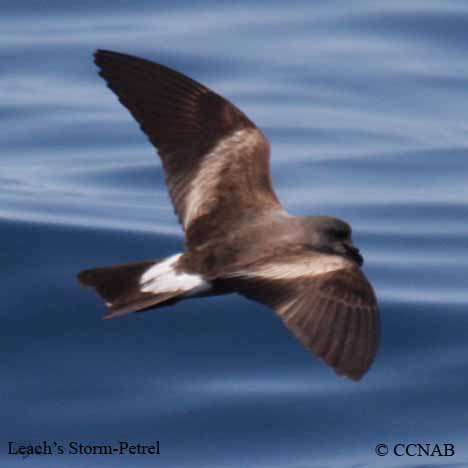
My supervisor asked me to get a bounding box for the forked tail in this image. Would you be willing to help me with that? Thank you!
[77,254,209,319]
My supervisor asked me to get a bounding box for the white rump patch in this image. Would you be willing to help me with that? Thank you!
[140,253,210,296]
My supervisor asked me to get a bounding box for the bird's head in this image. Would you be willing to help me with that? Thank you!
[304,216,363,266]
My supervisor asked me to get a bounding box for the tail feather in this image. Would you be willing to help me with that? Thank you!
[78,257,179,319]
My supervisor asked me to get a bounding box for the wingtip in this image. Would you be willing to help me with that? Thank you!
[333,365,365,382]
[94,49,139,64]
[347,372,364,382]
[93,49,109,66]
[93,49,120,67]
[94,48,111,57]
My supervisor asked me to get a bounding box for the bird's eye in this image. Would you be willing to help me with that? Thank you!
[332,228,350,240]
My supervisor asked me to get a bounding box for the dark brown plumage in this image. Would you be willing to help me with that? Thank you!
[94,50,280,249]
[218,248,378,380]
[78,50,380,381]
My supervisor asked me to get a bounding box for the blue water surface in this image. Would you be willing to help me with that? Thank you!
[2,1,468,467]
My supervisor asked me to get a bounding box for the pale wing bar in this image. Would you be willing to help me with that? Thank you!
[94,50,281,247]
[223,252,379,380]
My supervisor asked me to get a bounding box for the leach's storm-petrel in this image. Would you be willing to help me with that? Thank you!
[78,50,379,381]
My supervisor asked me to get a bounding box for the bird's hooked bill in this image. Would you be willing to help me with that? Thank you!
[344,243,363,266]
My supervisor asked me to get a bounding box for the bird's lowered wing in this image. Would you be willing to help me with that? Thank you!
[222,249,379,380]
[94,50,281,248]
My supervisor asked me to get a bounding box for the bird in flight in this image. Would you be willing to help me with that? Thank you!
[78,50,379,381]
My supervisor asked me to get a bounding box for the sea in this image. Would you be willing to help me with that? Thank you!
[2,1,468,467]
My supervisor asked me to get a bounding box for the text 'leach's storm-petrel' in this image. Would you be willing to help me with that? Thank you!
[78,50,379,381]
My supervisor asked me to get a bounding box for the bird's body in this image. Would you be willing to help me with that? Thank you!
[78,50,379,381]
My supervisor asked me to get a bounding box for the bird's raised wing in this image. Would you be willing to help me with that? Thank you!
[94,50,281,248]
[222,249,379,380]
